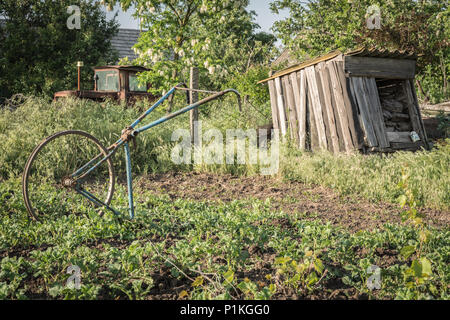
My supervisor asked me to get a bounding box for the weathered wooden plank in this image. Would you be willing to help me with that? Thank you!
[281,77,291,130]
[326,61,354,152]
[299,71,308,150]
[346,77,367,150]
[420,102,450,113]
[403,80,423,141]
[406,80,430,149]
[329,79,346,152]
[390,141,424,150]
[365,77,390,148]
[283,76,299,143]
[387,131,414,143]
[368,141,423,152]
[316,63,339,153]
[314,64,332,152]
[348,77,378,147]
[274,77,287,137]
[344,56,416,79]
[330,54,345,62]
[335,61,365,149]
[281,76,294,140]
[308,89,319,151]
[290,71,306,149]
[267,80,280,130]
[305,66,328,150]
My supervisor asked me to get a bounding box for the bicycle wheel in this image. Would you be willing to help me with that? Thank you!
[22,130,115,221]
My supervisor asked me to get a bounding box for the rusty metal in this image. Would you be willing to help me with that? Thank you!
[134,87,242,134]
[54,65,156,103]
[77,61,83,91]
[120,127,136,143]
[61,176,76,188]
[43,83,241,219]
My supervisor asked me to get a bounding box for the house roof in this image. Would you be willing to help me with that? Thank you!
[1,19,141,63]
[271,47,301,68]
[271,33,308,68]
[259,47,418,84]
[111,28,141,62]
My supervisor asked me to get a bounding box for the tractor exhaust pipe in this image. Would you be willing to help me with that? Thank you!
[77,61,84,91]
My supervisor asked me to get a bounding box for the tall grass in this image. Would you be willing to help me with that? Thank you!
[280,144,449,210]
[0,96,448,210]
[0,96,187,178]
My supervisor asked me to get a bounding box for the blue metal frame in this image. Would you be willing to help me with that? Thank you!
[69,83,241,219]
[124,142,134,219]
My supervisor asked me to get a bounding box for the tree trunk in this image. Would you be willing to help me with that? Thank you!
[415,79,430,103]
[166,69,178,113]
[441,53,447,96]
[166,52,180,114]
[189,67,199,146]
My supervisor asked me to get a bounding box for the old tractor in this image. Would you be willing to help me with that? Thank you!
[54,62,155,103]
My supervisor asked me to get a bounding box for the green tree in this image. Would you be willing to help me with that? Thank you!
[270,0,449,103]
[102,0,277,94]
[0,0,118,100]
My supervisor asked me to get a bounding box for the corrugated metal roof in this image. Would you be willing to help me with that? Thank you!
[345,47,417,60]
[258,47,417,84]
[258,51,342,84]
[111,28,141,62]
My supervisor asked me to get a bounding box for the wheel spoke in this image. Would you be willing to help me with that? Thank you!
[23,131,115,221]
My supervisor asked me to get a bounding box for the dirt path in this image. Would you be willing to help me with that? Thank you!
[136,172,449,232]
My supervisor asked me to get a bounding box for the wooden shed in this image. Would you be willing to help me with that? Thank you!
[258,48,429,153]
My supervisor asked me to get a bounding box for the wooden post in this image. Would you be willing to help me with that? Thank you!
[166,69,178,113]
[190,67,199,145]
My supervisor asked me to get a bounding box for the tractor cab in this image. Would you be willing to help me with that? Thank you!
[54,65,154,103]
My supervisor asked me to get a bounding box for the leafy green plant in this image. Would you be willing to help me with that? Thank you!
[102,0,276,94]
[436,111,449,139]
[0,256,28,299]
[0,97,449,300]
[397,170,434,299]
[0,0,119,100]
[236,277,276,300]
[274,250,325,294]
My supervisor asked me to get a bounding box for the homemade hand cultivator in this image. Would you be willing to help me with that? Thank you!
[22,84,241,220]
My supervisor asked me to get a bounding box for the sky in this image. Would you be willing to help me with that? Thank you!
[104,0,290,34]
